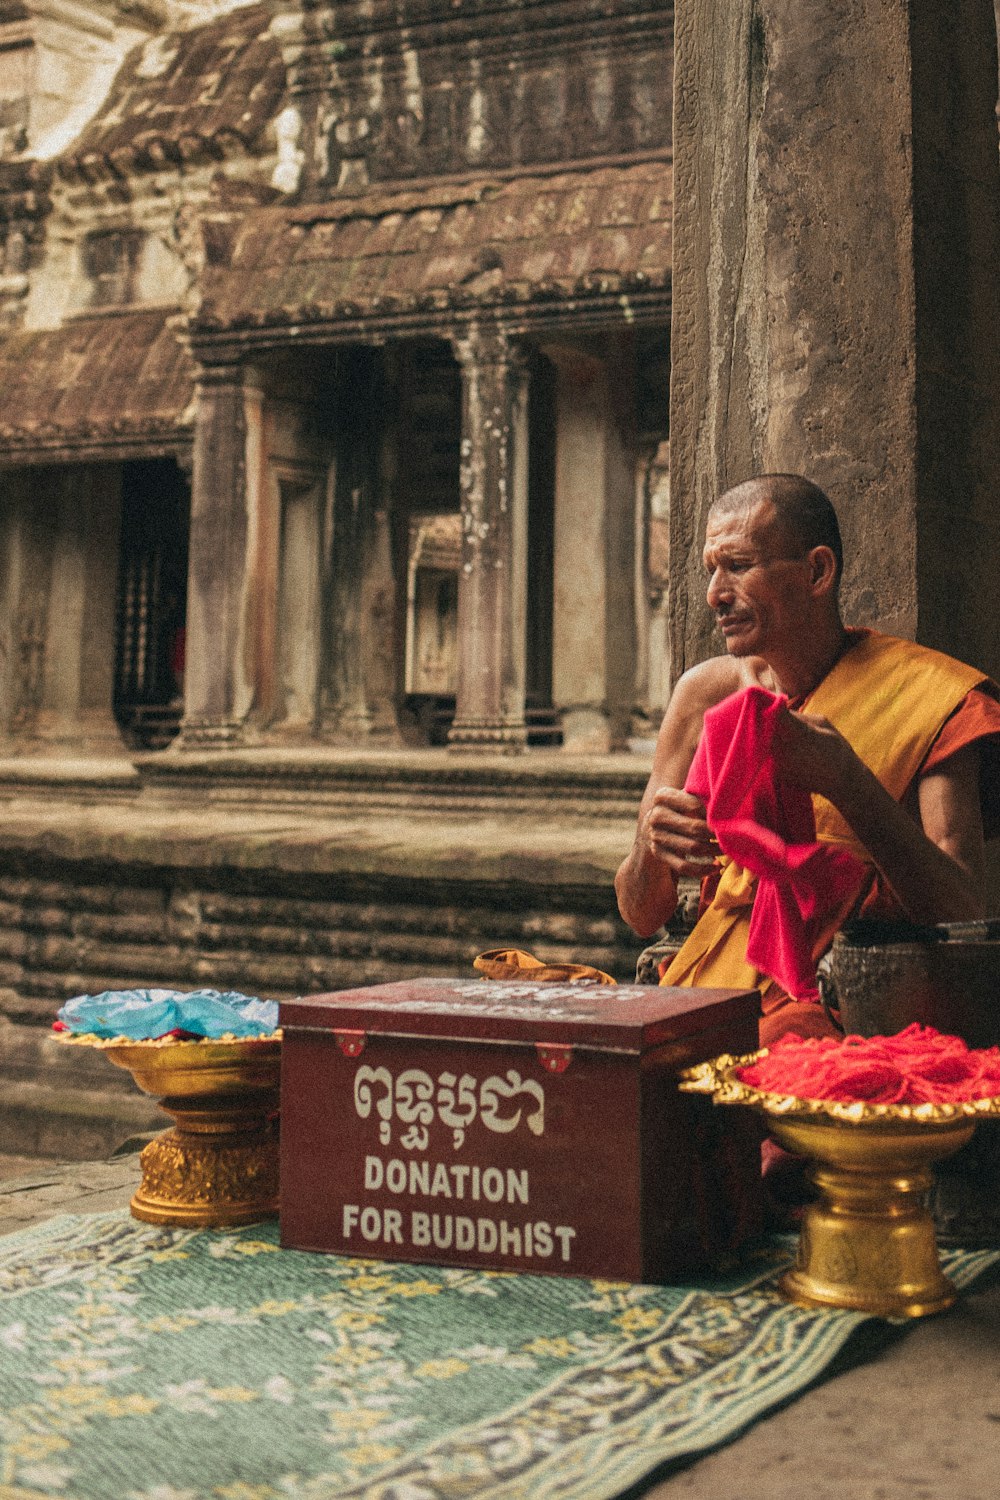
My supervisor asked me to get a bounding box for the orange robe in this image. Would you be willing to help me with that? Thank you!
[659,631,990,1041]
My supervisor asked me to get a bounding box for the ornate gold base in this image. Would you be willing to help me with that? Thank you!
[680,1050,1000,1320]
[93,1035,283,1229]
[132,1124,279,1227]
[771,1116,976,1319]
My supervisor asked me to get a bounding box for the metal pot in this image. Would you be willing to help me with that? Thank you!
[820,917,1000,1047]
[818,917,1000,1248]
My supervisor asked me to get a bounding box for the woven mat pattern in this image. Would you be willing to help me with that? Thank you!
[0,1212,995,1500]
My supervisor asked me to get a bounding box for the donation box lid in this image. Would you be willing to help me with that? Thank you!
[280,978,758,1054]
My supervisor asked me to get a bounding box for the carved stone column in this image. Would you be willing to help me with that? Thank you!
[321,347,400,743]
[669,0,1000,681]
[547,338,637,753]
[180,361,267,748]
[448,326,530,753]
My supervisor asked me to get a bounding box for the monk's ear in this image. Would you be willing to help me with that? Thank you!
[807,545,838,596]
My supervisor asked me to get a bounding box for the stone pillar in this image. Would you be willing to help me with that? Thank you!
[274,472,323,732]
[447,325,530,753]
[0,465,126,757]
[181,362,269,747]
[321,347,399,743]
[548,340,637,753]
[0,470,37,751]
[263,395,329,739]
[669,0,1000,680]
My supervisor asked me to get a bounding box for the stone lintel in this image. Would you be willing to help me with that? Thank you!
[189,289,674,359]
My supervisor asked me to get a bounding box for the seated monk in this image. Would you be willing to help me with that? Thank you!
[615,473,1000,1048]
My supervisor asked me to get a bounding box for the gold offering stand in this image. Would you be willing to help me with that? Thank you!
[57,1032,281,1226]
[681,1052,1000,1318]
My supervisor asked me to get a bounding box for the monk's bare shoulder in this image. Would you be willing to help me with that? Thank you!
[673,655,747,712]
[647,656,744,788]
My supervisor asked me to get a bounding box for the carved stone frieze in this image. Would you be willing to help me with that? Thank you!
[0,158,50,329]
[275,1,673,190]
[11,595,47,731]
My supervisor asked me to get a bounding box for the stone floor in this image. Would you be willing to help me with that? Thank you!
[2,1151,999,1499]
[0,1151,144,1234]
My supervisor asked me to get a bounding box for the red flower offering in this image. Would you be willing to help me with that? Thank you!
[737,1023,1000,1106]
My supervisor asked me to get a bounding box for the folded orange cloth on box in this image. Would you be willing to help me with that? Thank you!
[474,949,617,984]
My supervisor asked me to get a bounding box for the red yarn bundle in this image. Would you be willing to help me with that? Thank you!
[737,1023,1000,1105]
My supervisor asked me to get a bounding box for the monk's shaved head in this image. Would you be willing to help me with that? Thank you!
[711,474,844,587]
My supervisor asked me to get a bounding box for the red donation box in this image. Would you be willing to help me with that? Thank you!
[279,978,762,1281]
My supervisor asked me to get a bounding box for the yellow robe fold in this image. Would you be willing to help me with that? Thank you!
[660,631,987,1000]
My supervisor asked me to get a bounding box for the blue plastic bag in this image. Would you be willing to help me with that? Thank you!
[57,988,279,1040]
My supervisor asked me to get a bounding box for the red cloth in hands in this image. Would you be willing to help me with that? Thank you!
[685,685,866,1002]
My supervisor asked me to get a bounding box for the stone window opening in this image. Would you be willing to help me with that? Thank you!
[82,229,144,309]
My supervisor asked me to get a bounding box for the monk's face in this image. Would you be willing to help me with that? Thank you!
[703,497,813,659]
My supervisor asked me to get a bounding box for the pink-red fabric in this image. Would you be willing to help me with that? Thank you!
[685,686,867,1003]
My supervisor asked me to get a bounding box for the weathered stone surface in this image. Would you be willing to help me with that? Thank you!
[194,162,674,340]
[0,751,652,1156]
[0,465,128,756]
[548,337,638,752]
[0,1154,141,1232]
[669,0,1000,682]
[0,309,194,461]
[448,326,531,750]
[273,0,672,192]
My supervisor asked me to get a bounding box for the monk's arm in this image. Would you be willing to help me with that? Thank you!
[615,660,739,937]
[781,715,986,923]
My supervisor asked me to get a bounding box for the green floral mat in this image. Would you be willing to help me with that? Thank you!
[0,1212,996,1500]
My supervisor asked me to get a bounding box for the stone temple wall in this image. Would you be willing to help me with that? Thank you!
[0,754,658,1159]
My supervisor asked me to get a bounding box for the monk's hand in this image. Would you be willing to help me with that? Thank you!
[772,708,855,799]
[640,787,720,876]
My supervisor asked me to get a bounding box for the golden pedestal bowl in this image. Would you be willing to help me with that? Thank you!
[680,1053,1000,1318]
[57,1032,281,1227]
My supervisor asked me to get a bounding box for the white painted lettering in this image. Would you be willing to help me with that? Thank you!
[409,1159,429,1195]
[363,1156,383,1190]
[500,1221,521,1256]
[456,1216,475,1251]
[451,1164,470,1198]
[482,1167,505,1203]
[533,1220,553,1257]
[524,1221,533,1256]
[432,1213,453,1249]
[383,1208,403,1244]
[507,1169,529,1205]
[477,1218,498,1253]
[412,1211,430,1247]
[342,1204,360,1239]
[360,1207,381,1242]
[386,1159,406,1194]
[431,1163,452,1197]
[555,1226,577,1262]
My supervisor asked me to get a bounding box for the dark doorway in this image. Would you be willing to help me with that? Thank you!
[393,341,463,745]
[113,459,190,749]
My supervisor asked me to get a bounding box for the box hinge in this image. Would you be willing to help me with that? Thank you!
[536,1042,573,1074]
[334,1029,366,1057]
